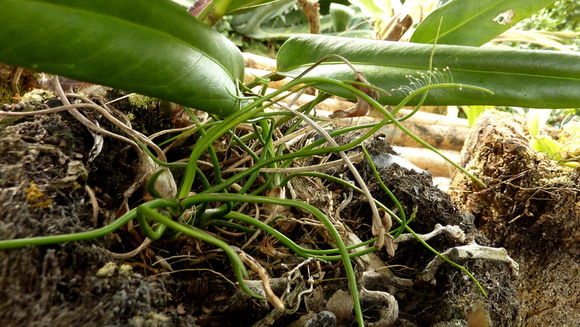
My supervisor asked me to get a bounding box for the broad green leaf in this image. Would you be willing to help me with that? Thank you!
[277,34,580,108]
[411,0,557,46]
[0,0,245,116]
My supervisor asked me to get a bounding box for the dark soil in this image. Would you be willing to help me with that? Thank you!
[346,137,520,326]
[0,109,197,327]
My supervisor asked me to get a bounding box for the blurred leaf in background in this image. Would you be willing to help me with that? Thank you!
[411,0,558,46]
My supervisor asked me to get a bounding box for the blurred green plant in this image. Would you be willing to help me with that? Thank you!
[227,0,372,40]
[515,0,580,49]
[518,0,579,32]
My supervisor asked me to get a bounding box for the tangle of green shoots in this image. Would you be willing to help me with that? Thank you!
[0,70,492,327]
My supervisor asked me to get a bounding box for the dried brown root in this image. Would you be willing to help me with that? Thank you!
[360,287,399,327]
[418,242,519,285]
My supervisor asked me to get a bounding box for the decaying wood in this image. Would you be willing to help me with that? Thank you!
[450,110,579,327]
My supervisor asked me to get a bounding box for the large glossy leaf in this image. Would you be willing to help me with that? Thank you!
[0,0,245,116]
[411,0,557,46]
[277,34,580,108]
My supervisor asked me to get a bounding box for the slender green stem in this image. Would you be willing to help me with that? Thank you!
[188,111,224,184]
[136,206,167,240]
[179,192,364,326]
[145,169,165,199]
[230,131,259,162]
[136,205,264,299]
[361,144,408,237]
[178,79,320,198]
[279,171,487,296]
[225,211,376,260]
[351,82,490,186]
[0,198,178,249]
[202,122,387,195]
[157,120,220,147]
[207,220,257,233]
[178,79,308,197]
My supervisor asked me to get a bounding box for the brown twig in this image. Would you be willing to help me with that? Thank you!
[297,0,320,34]
[240,252,285,310]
